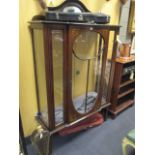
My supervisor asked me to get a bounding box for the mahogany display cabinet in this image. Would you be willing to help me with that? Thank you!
[30,21,120,131]
[29,1,120,154]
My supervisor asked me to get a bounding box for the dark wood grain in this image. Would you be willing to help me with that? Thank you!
[30,20,120,129]
[109,58,135,118]
[120,79,135,88]
[43,27,55,130]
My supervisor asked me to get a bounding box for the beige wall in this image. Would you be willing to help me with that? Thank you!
[19,0,121,137]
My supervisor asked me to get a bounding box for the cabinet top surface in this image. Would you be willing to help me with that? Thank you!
[29,20,120,29]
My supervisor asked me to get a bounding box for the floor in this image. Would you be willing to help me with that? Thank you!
[27,106,135,155]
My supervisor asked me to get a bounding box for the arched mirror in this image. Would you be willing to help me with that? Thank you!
[72,31,105,114]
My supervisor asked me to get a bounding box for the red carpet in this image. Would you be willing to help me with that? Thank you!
[59,113,104,136]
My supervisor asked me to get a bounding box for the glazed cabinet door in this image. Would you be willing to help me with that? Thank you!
[66,26,110,122]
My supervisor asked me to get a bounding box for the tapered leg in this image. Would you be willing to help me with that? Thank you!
[101,108,109,121]
[104,107,109,121]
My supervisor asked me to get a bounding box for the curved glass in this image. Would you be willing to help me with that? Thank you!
[72,31,104,114]
[73,31,103,60]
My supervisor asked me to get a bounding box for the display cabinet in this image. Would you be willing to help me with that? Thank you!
[29,0,120,154]
[30,22,120,130]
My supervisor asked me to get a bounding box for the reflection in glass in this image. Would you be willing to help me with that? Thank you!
[52,30,64,125]
[33,29,48,126]
[101,31,114,105]
[102,60,111,105]
[72,31,105,114]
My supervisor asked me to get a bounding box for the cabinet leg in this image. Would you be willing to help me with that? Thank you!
[101,108,109,121]
[105,107,109,121]
[111,114,116,119]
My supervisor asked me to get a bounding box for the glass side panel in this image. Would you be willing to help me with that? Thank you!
[72,31,104,114]
[102,31,115,105]
[33,29,48,126]
[51,30,64,125]
[102,60,111,105]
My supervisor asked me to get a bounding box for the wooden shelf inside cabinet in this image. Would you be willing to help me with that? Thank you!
[120,79,135,88]
[118,88,135,99]
[110,99,134,116]
[109,56,135,118]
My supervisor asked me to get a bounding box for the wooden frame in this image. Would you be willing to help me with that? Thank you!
[67,26,110,122]
[109,56,135,118]
[30,21,120,154]
[30,21,120,130]
[28,1,121,154]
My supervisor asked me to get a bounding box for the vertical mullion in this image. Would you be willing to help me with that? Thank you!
[43,27,55,130]
[63,27,68,123]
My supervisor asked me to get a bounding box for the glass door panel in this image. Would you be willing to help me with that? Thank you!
[72,31,104,114]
